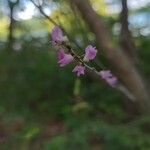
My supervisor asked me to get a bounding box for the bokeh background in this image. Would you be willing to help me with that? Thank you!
[0,0,150,149]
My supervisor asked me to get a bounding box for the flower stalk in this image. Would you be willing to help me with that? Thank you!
[50,26,135,101]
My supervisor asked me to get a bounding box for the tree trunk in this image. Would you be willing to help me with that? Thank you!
[120,0,137,64]
[7,0,19,49]
[70,0,150,114]
[120,0,138,115]
[8,5,15,48]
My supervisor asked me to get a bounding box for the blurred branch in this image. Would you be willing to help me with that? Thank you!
[120,0,137,63]
[30,0,105,75]
[30,0,57,26]
[30,0,82,50]
[63,42,135,101]
[70,0,150,113]
[7,0,20,49]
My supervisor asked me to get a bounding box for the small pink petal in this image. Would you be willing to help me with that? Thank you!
[51,26,64,43]
[99,70,112,79]
[72,65,85,76]
[84,45,97,61]
[57,48,65,60]
[106,77,117,87]
[57,49,73,67]
[99,70,117,87]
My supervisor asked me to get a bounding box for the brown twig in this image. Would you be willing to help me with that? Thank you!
[30,0,82,50]
[60,42,135,101]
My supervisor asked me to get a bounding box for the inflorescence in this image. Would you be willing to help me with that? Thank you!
[51,26,117,88]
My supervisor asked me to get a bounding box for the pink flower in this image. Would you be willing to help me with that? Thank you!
[105,77,117,87]
[99,70,117,87]
[51,26,64,43]
[83,45,97,62]
[72,65,85,76]
[57,48,73,67]
[99,70,112,79]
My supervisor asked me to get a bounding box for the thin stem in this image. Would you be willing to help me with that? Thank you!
[31,0,107,73]
[94,59,106,69]
[30,0,82,50]
[62,42,135,101]
[30,0,58,25]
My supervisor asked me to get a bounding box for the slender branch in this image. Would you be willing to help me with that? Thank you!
[31,0,106,73]
[30,0,58,25]
[60,42,135,101]
[30,0,82,50]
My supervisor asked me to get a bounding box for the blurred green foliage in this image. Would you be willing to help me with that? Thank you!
[0,35,150,149]
[0,0,150,149]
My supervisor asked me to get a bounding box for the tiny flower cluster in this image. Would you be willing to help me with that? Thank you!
[51,26,97,76]
[51,26,117,87]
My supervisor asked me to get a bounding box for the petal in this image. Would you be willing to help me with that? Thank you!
[57,48,65,61]
[51,26,64,42]
[106,77,117,87]
[99,70,112,79]
[99,70,117,87]
[58,54,73,67]
[72,65,85,76]
[85,45,97,60]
